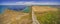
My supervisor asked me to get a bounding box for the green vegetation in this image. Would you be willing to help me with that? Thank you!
[23,7,31,13]
[35,10,60,24]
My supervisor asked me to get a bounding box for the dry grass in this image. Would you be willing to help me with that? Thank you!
[0,9,32,24]
[32,6,58,12]
[32,6,60,24]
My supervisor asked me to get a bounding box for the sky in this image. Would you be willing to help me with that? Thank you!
[0,0,60,2]
[0,0,60,5]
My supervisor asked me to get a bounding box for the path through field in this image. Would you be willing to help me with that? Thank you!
[32,11,40,24]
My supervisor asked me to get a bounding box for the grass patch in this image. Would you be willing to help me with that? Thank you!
[35,11,60,24]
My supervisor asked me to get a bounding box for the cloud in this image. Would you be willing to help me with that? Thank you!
[0,1,60,5]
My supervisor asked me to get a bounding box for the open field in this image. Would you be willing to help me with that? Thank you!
[0,8,32,24]
[32,6,60,24]
[0,5,60,24]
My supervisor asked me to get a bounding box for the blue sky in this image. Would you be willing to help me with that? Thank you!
[0,0,60,2]
[0,0,60,5]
